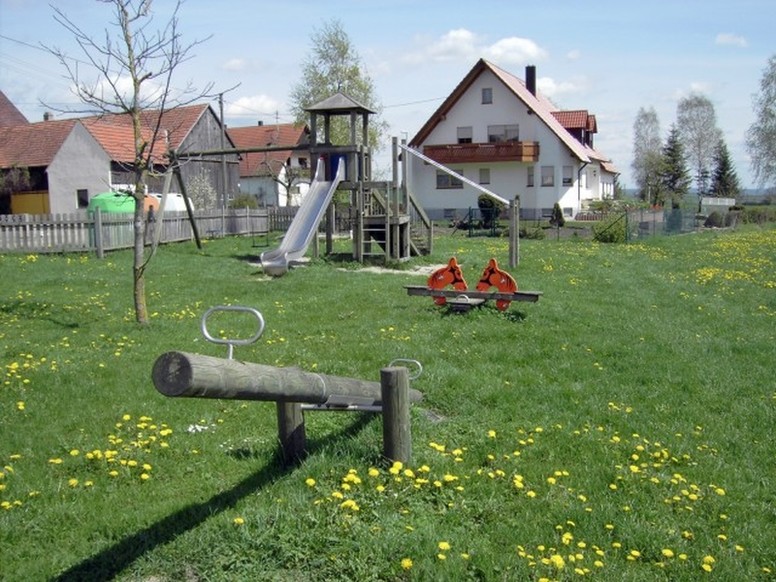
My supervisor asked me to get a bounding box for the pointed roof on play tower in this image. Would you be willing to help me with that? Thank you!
[305,92,375,115]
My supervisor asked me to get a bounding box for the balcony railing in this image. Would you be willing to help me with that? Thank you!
[422,141,540,164]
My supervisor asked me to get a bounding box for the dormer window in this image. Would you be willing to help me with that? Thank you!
[482,88,493,104]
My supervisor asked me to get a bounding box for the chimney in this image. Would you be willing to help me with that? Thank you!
[43,112,53,121]
[525,65,536,96]
[257,120,264,126]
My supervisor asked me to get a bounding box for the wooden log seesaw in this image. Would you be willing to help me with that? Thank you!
[151,306,423,465]
[405,257,542,312]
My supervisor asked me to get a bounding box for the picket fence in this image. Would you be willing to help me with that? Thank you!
[0,207,297,256]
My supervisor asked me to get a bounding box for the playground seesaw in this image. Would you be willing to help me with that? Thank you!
[405,257,542,312]
[152,306,423,465]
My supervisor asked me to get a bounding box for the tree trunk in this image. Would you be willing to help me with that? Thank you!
[133,195,149,325]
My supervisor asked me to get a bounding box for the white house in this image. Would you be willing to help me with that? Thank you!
[227,123,311,207]
[407,59,617,221]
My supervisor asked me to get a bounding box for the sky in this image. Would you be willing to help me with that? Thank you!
[1,0,773,189]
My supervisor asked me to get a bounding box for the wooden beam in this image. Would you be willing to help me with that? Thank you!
[404,285,542,303]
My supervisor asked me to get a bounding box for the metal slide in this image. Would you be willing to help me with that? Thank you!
[260,157,345,276]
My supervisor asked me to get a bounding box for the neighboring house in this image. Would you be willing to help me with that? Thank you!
[0,90,239,214]
[227,123,310,207]
[407,59,617,221]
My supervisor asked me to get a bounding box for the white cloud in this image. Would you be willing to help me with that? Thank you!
[222,58,247,72]
[225,95,281,119]
[483,37,548,64]
[403,29,547,66]
[566,49,581,61]
[715,33,748,48]
[538,75,585,99]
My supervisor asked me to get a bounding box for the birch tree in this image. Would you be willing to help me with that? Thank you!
[47,0,212,325]
[746,54,776,189]
[676,93,722,196]
[289,20,387,149]
[631,107,663,204]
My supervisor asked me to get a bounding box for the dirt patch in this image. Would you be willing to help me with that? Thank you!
[339,264,445,276]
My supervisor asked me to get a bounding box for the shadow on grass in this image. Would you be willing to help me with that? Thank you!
[54,413,376,582]
[0,299,81,328]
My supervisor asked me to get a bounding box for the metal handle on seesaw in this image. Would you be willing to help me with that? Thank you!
[200,306,265,360]
[388,358,423,380]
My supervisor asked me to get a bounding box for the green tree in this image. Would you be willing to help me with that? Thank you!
[746,54,776,189]
[549,202,565,227]
[660,125,691,208]
[709,138,741,199]
[47,0,213,325]
[289,20,387,149]
[676,93,722,196]
[631,107,664,204]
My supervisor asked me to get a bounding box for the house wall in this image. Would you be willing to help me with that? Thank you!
[47,123,111,214]
[408,69,605,220]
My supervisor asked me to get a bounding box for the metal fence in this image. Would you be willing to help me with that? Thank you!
[0,208,273,255]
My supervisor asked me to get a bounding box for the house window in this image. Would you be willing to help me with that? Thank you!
[527,166,534,187]
[457,126,473,144]
[487,124,519,143]
[482,87,493,104]
[299,157,308,168]
[479,168,490,185]
[436,169,463,189]
[562,166,573,186]
[77,189,89,209]
[541,166,554,187]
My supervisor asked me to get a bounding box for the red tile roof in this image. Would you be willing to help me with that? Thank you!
[227,123,308,177]
[0,119,78,167]
[0,102,216,169]
[0,91,28,127]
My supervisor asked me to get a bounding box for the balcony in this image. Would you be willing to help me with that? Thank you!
[422,141,540,164]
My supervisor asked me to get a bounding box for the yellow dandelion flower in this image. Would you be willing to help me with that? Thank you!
[233,517,245,526]
[487,429,497,438]
[702,555,715,565]
[368,467,380,477]
[662,549,675,558]
[549,554,565,570]
[438,541,451,551]
[140,473,150,481]
[305,478,316,487]
[400,558,413,570]
[48,458,63,465]
[702,563,713,572]
[437,553,447,561]
[68,478,79,487]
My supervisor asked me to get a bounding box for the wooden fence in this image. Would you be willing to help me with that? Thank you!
[0,207,286,255]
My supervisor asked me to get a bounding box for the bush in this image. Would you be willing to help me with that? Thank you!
[478,194,504,229]
[704,211,724,228]
[519,227,545,240]
[549,202,566,228]
[229,193,258,209]
[592,214,627,243]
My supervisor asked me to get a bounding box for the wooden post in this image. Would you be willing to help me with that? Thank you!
[510,195,520,268]
[277,401,306,465]
[94,207,104,259]
[381,366,411,463]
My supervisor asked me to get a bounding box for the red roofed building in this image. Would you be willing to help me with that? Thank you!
[0,91,238,214]
[407,59,617,221]
[227,123,310,206]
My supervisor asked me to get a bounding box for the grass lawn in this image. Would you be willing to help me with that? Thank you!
[1,225,774,581]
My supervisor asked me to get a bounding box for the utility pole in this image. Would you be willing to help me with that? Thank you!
[218,92,227,212]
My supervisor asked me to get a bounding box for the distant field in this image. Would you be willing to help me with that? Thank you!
[1,226,774,580]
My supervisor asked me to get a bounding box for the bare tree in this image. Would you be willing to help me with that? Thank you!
[746,54,776,190]
[260,159,309,206]
[46,0,213,324]
[676,94,721,196]
[631,107,663,204]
